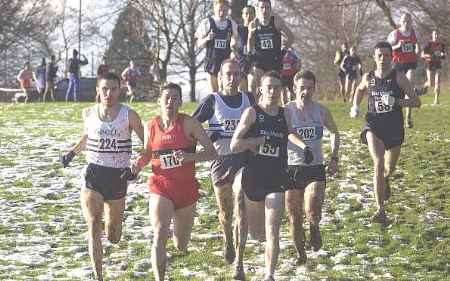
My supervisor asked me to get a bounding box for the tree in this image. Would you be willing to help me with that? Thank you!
[105,2,155,98]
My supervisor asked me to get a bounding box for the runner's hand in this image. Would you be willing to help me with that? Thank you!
[60,150,75,168]
[349,105,359,118]
[304,146,314,164]
[130,161,141,175]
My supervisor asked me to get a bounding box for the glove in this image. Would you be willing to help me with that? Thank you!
[304,146,314,164]
[381,94,396,106]
[60,151,75,168]
[120,167,137,181]
[349,105,359,118]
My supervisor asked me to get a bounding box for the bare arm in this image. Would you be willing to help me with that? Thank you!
[129,109,145,143]
[181,117,218,163]
[275,16,294,48]
[247,19,257,54]
[322,106,340,175]
[396,72,421,108]
[284,108,307,149]
[230,107,265,153]
[69,108,89,154]
[353,73,369,108]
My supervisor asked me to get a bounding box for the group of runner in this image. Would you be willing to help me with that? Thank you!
[59,1,446,280]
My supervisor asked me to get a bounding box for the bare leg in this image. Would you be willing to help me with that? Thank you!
[405,69,414,128]
[149,194,175,281]
[264,192,284,279]
[232,170,247,279]
[80,189,105,281]
[304,181,325,251]
[213,184,235,264]
[285,189,306,264]
[208,74,219,93]
[434,71,441,104]
[366,131,388,222]
[173,203,196,252]
[383,146,401,201]
[246,196,265,241]
[104,197,126,243]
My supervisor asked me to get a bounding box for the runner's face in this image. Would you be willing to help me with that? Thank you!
[295,78,315,102]
[160,89,181,113]
[260,76,281,105]
[400,14,412,30]
[242,8,255,24]
[97,79,120,107]
[214,3,228,18]
[374,47,392,70]
[257,1,271,19]
[220,62,241,93]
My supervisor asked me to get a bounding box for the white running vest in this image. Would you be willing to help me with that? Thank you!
[85,104,132,168]
[208,92,251,155]
[286,101,325,166]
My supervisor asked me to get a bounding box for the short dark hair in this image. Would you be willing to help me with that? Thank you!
[219,58,240,75]
[73,49,78,57]
[261,70,280,82]
[374,41,392,54]
[257,0,271,7]
[160,82,182,100]
[294,70,316,86]
[96,72,121,87]
[243,5,255,13]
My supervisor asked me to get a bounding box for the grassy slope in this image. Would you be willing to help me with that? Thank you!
[0,92,448,281]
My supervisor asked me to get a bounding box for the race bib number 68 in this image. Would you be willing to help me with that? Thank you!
[375,96,392,113]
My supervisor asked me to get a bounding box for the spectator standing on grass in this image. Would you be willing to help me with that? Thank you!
[44,55,59,102]
[66,49,88,102]
[16,62,34,103]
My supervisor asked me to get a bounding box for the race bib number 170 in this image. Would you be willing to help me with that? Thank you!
[160,154,181,169]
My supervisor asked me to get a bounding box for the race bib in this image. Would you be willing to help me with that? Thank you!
[258,142,279,157]
[223,119,239,133]
[214,39,227,49]
[375,95,393,113]
[260,39,274,50]
[402,43,414,53]
[98,138,117,150]
[160,154,181,169]
[297,126,317,141]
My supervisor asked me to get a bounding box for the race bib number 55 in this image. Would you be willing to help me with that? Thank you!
[160,154,181,169]
[258,142,279,157]
[375,95,392,113]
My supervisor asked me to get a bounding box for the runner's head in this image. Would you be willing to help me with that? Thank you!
[24,61,30,70]
[259,71,282,105]
[41,58,46,67]
[349,46,356,55]
[293,70,316,102]
[432,30,439,41]
[219,59,241,95]
[256,0,272,20]
[242,5,255,25]
[213,0,229,19]
[399,13,412,31]
[341,43,348,52]
[129,60,135,68]
[96,72,121,107]
[160,82,182,114]
[373,41,392,70]
[50,55,56,62]
[73,49,78,58]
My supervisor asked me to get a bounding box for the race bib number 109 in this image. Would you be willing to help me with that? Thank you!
[214,39,227,49]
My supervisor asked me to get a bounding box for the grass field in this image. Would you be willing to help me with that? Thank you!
[0,91,449,281]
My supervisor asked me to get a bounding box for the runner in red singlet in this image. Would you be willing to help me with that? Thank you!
[132,83,217,281]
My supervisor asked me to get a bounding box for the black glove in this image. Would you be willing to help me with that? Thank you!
[120,167,137,181]
[304,146,314,164]
[60,151,76,168]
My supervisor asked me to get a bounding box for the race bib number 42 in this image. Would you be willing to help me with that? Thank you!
[258,142,279,157]
[214,39,227,49]
[260,39,274,50]
[160,154,181,169]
